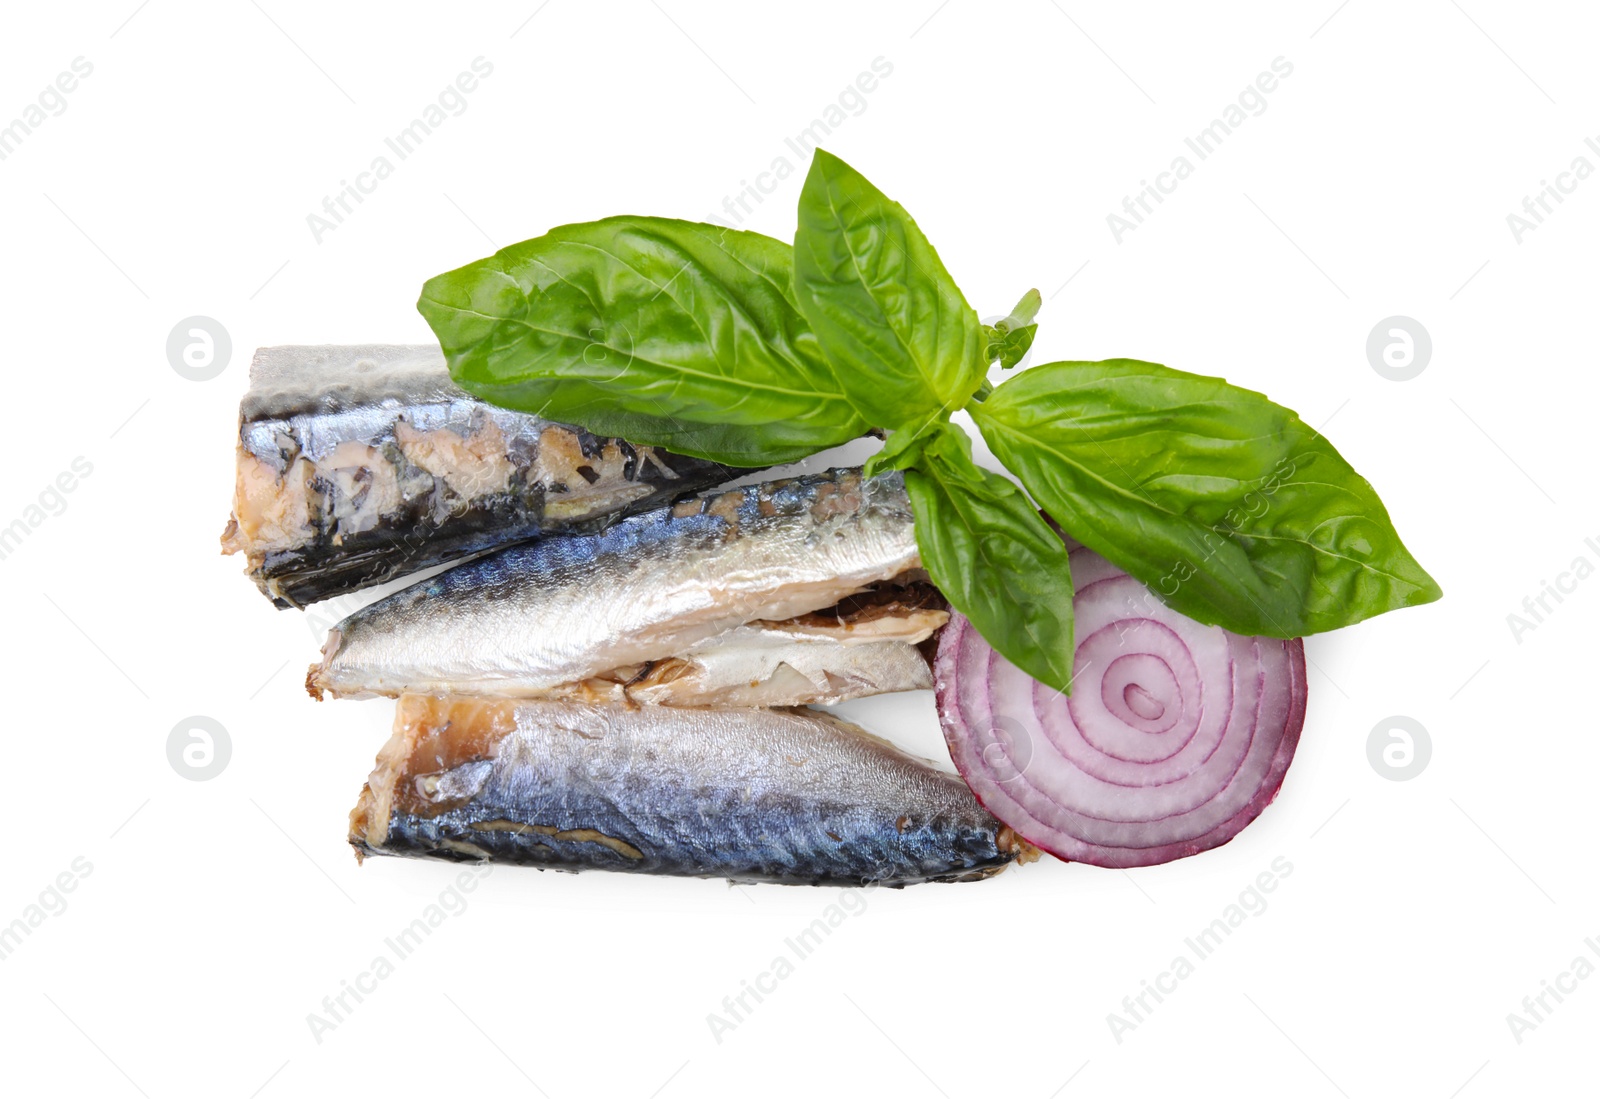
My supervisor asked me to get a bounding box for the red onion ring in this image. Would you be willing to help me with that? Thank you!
[935,544,1306,868]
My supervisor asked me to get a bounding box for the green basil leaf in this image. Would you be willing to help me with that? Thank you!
[901,423,1077,692]
[983,289,1040,368]
[417,216,867,466]
[972,359,1443,637]
[994,323,1037,370]
[793,150,985,429]
[979,324,1030,371]
[863,423,937,478]
[458,380,820,466]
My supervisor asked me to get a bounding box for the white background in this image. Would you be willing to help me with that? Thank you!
[1,2,1593,1096]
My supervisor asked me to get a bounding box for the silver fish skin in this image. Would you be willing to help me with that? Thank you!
[350,695,1027,886]
[220,345,742,609]
[309,468,921,701]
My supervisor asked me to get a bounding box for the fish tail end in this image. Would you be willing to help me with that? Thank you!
[305,627,342,700]
[347,697,428,862]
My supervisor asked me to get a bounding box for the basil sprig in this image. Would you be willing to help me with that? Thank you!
[982,288,1041,370]
[419,149,1441,692]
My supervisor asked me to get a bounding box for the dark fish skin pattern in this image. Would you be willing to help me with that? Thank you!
[227,345,745,608]
[256,438,731,609]
[354,700,1017,887]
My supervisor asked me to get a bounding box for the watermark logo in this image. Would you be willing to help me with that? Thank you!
[1506,537,1600,644]
[976,715,1032,782]
[167,316,231,382]
[306,58,494,243]
[307,864,492,1044]
[1367,715,1430,781]
[0,456,93,563]
[1505,137,1599,243]
[1366,316,1430,381]
[168,716,231,781]
[1107,57,1294,242]
[706,883,875,1043]
[1108,855,1294,1043]
[0,856,92,963]
[706,57,894,230]
[0,57,93,163]
[1151,454,1301,598]
[1507,937,1600,1045]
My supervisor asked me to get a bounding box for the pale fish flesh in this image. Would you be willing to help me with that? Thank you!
[494,583,948,707]
[349,695,1032,886]
[308,469,928,703]
[220,345,742,608]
